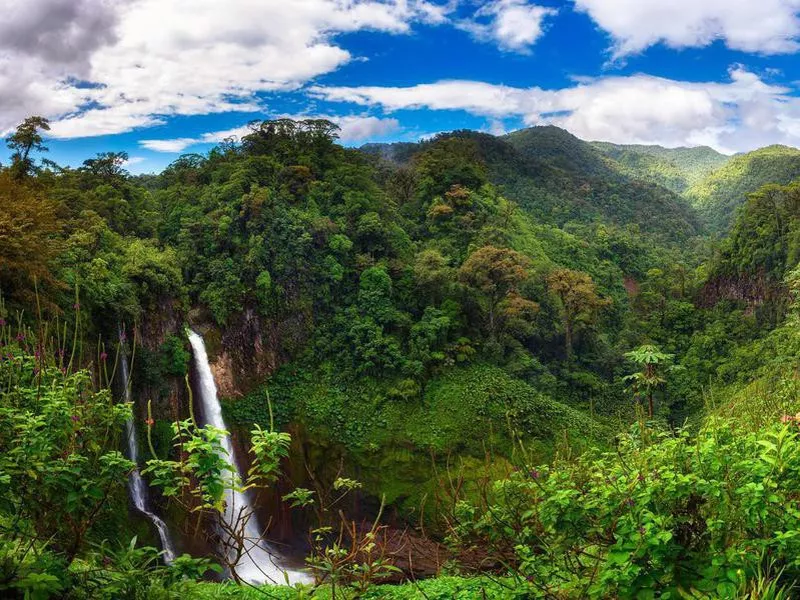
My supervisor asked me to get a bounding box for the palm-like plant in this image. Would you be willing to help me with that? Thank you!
[623,345,676,418]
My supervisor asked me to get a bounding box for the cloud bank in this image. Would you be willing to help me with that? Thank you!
[0,0,446,137]
[312,68,800,153]
[574,0,800,57]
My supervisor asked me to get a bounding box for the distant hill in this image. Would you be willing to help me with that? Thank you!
[591,142,728,195]
[684,145,800,233]
[504,125,618,179]
[364,126,704,244]
[364,128,800,240]
[498,127,702,242]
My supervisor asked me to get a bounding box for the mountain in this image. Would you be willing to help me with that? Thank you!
[365,126,704,244]
[499,127,702,241]
[684,145,800,232]
[504,125,618,179]
[591,142,728,195]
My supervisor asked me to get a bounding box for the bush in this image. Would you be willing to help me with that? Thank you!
[449,417,800,598]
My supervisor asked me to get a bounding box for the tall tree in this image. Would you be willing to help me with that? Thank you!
[0,172,62,307]
[459,245,533,341]
[547,268,610,359]
[81,152,130,181]
[6,116,50,179]
[623,344,675,418]
[414,249,454,305]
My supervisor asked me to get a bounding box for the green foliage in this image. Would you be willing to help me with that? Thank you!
[714,181,800,283]
[6,116,50,179]
[135,335,191,394]
[4,115,800,598]
[623,344,677,417]
[499,126,703,242]
[449,418,800,599]
[592,141,728,195]
[685,145,800,232]
[144,419,235,511]
[0,335,133,564]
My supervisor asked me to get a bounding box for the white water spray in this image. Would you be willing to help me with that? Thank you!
[187,329,310,585]
[121,352,177,563]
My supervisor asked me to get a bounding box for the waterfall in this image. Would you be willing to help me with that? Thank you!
[187,329,310,585]
[121,351,177,563]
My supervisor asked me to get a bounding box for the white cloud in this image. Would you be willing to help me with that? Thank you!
[311,68,800,153]
[335,115,401,140]
[312,80,532,115]
[574,0,800,57]
[0,0,450,137]
[458,1,556,52]
[139,115,401,153]
[139,138,199,153]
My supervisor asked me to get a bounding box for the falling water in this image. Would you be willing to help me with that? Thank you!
[121,351,177,563]
[187,329,310,585]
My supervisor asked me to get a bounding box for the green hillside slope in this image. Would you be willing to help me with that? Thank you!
[685,145,800,232]
[592,141,728,194]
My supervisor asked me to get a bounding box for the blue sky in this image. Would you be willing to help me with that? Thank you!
[2,0,800,173]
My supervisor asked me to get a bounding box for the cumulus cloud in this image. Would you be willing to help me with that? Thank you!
[122,155,145,166]
[458,1,556,52]
[0,0,122,66]
[0,0,449,137]
[311,68,800,153]
[574,0,800,57]
[335,115,402,140]
[139,138,199,153]
[139,115,401,153]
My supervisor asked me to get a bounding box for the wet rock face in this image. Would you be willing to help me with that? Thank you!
[132,297,191,422]
[699,272,786,310]
[137,297,184,351]
[200,307,311,398]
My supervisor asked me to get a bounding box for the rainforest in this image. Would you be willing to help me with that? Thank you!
[1,114,799,600]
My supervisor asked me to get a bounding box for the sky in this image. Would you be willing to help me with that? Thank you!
[2,0,800,173]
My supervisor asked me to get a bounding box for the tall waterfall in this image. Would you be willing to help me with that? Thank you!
[121,352,177,563]
[187,329,309,585]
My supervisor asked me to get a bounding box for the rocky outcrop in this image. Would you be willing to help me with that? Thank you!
[193,307,312,398]
[699,271,787,310]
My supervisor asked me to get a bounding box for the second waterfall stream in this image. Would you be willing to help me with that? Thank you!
[187,329,310,585]
[121,351,177,562]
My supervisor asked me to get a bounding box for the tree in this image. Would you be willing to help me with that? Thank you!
[413,249,454,304]
[459,246,533,341]
[0,172,62,306]
[547,268,610,359]
[623,344,675,418]
[81,152,130,180]
[358,266,395,325]
[6,116,50,179]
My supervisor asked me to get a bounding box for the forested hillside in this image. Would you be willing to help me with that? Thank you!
[1,116,798,599]
[592,142,728,195]
[686,145,800,233]
[367,126,704,244]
